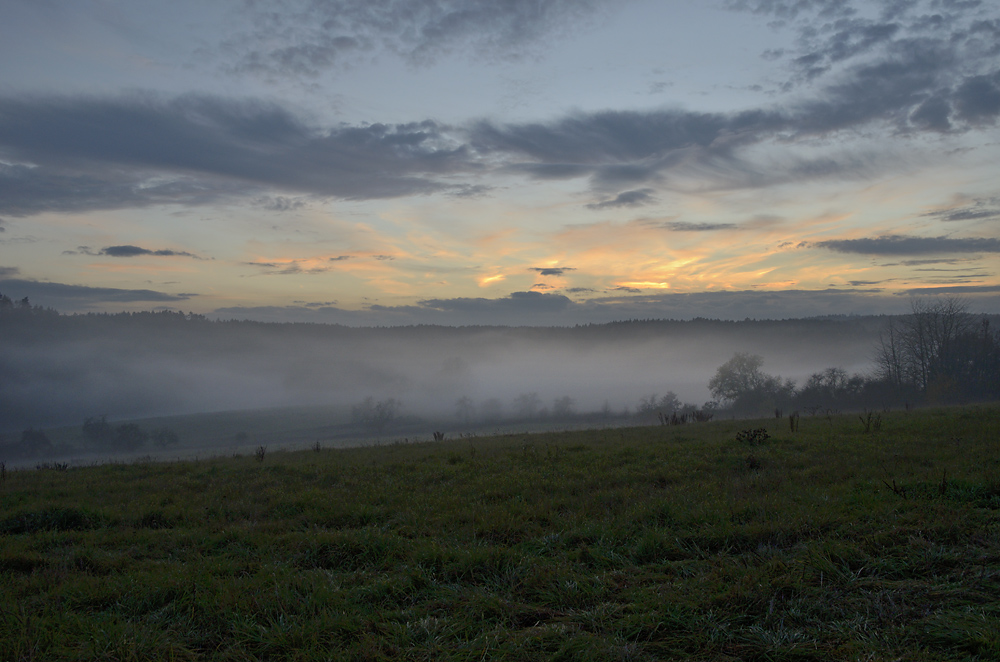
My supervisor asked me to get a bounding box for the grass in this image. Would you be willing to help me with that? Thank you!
[1,405,999,660]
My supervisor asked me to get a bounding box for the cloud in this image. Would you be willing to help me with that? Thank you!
[888,257,969,266]
[292,300,339,307]
[100,245,198,258]
[243,260,332,275]
[469,43,999,193]
[254,195,307,212]
[529,267,576,276]
[814,234,1000,255]
[924,199,1000,222]
[586,188,656,210]
[225,0,614,78]
[0,94,473,215]
[953,71,1000,124]
[0,162,253,216]
[1,0,998,217]
[0,278,195,309]
[660,221,739,232]
[0,266,20,278]
[449,184,493,198]
[902,284,1000,295]
[64,245,201,258]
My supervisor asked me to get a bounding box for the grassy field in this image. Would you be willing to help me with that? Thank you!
[1,406,998,660]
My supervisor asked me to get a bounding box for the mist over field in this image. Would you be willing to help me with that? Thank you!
[1,312,883,433]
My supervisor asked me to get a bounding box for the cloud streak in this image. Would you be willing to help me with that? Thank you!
[0,278,195,307]
[586,188,656,210]
[814,234,1000,255]
[529,267,576,276]
[65,245,202,258]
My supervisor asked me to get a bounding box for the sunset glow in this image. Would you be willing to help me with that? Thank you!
[1,0,998,324]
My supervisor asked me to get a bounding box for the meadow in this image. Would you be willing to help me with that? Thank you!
[1,406,998,661]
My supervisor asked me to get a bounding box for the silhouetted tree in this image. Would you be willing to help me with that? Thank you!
[82,416,115,447]
[111,423,148,452]
[479,398,503,422]
[512,392,541,419]
[150,427,180,448]
[352,397,402,433]
[552,396,575,417]
[19,428,54,457]
[709,352,795,414]
[455,396,475,423]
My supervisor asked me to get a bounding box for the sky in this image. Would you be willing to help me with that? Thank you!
[1,0,999,326]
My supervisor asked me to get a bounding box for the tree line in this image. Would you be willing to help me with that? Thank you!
[708,298,1000,415]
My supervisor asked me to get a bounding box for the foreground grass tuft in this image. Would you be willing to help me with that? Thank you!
[2,405,999,660]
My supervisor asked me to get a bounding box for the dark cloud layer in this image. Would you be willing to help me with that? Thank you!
[417,290,572,315]
[210,286,1000,326]
[0,1,996,217]
[815,234,1000,255]
[0,94,471,215]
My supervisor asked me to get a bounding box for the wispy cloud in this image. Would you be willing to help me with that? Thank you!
[923,197,1000,222]
[254,195,307,212]
[660,221,739,232]
[223,0,615,78]
[586,188,656,210]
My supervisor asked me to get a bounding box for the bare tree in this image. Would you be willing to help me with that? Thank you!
[873,298,975,396]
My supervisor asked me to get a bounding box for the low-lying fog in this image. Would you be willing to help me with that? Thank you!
[1,315,884,433]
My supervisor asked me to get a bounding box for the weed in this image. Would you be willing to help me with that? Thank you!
[35,462,69,471]
[743,454,764,471]
[735,428,770,445]
[860,409,882,433]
